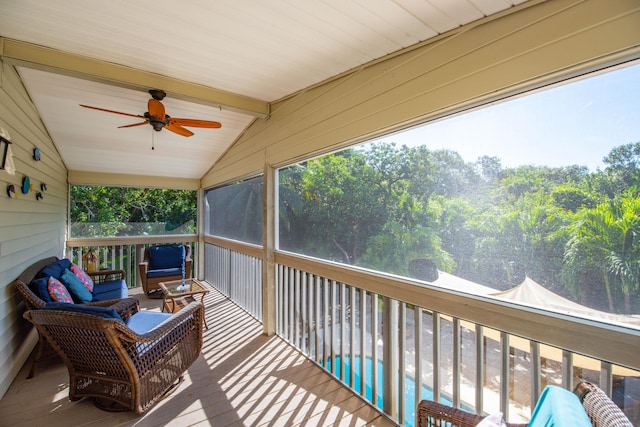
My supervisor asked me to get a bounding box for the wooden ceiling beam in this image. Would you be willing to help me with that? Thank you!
[0,37,270,119]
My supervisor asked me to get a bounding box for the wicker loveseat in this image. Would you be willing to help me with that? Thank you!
[418,381,633,427]
[24,300,204,414]
[139,244,192,296]
[13,256,131,378]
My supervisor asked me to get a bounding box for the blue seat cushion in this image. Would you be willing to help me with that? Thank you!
[146,267,183,278]
[529,385,591,426]
[91,279,128,302]
[126,311,173,335]
[36,259,72,280]
[148,245,185,270]
[42,302,123,321]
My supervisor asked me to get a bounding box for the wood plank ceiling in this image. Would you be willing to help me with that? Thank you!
[0,0,529,181]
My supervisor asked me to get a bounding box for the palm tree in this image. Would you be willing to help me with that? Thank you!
[566,194,640,314]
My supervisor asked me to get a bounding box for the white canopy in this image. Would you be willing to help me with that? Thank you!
[491,276,640,328]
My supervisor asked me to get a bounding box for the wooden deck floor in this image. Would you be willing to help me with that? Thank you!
[0,285,396,427]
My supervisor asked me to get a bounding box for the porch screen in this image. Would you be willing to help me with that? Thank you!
[70,186,196,237]
[204,176,263,245]
[277,61,640,321]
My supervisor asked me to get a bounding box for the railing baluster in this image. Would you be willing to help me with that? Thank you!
[415,306,423,409]
[372,292,379,408]
[531,341,541,409]
[476,325,484,415]
[453,318,461,408]
[433,311,441,403]
[340,282,346,382]
[500,331,510,420]
[399,301,406,425]
[350,285,356,389]
[360,289,367,400]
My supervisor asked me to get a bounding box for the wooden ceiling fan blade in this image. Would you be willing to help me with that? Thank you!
[170,118,222,128]
[147,99,166,119]
[165,122,194,137]
[80,104,144,119]
[118,121,148,128]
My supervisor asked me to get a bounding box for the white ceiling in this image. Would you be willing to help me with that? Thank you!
[0,0,529,181]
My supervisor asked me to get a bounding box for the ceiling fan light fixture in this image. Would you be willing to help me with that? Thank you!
[80,89,221,137]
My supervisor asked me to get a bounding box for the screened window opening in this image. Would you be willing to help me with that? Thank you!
[277,62,640,323]
[70,185,196,238]
[204,176,263,245]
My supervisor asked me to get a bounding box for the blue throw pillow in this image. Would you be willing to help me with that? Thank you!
[29,277,53,303]
[37,259,72,280]
[60,268,93,303]
[42,302,123,321]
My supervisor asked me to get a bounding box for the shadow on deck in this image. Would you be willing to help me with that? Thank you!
[0,284,396,427]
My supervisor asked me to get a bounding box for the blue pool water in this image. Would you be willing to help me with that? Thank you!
[323,356,452,427]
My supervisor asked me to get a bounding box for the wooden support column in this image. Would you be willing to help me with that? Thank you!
[262,164,276,335]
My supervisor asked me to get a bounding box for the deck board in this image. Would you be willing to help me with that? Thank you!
[0,285,396,427]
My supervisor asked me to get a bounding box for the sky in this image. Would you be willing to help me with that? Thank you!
[376,61,640,171]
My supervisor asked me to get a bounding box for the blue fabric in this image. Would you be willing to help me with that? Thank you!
[37,259,72,280]
[60,268,92,303]
[529,385,591,426]
[29,277,53,303]
[148,245,185,270]
[126,311,172,334]
[146,267,183,278]
[91,279,128,302]
[42,302,123,321]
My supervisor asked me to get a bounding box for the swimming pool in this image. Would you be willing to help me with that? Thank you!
[324,355,451,427]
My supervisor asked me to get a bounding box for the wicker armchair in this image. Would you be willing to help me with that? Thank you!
[13,256,131,378]
[574,381,633,427]
[24,301,204,414]
[417,400,528,427]
[139,244,192,296]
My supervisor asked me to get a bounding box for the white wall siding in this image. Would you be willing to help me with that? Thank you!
[0,62,67,397]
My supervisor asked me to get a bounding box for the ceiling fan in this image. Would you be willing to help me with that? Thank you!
[80,89,222,137]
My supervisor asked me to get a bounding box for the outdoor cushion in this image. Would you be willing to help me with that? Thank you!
[70,263,94,292]
[48,277,74,303]
[529,385,591,427]
[42,302,123,321]
[29,277,53,303]
[37,259,72,280]
[90,279,128,302]
[126,311,173,335]
[146,267,183,278]
[148,245,185,270]
[61,268,93,303]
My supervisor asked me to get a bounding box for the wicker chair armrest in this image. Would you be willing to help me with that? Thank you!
[117,301,203,372]
[417,400,528,427]
[14,280,46,310]
[118,301,203,342]
[88,269,125,283]
[418,400,484,427]
[86,297,139,320]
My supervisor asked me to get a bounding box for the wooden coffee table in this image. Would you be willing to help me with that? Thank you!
[159,278,209,329]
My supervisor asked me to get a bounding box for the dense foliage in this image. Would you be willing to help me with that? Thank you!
[279,142,640,314]
[70,186,197,236]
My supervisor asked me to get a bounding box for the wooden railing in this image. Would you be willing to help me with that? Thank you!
[66,235,197,288]
[204,239,640,426]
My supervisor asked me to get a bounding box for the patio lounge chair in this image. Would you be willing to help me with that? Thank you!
[24,300,204,414]
[139,244,192,296]
[418,381,633,426]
